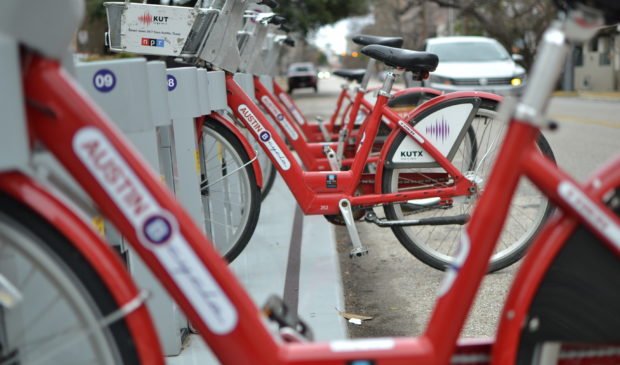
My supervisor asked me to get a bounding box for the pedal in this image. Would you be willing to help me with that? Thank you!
[262,295,313,342]
[322,146,340,171]
[349,246,368,258]
[338,199,369,258]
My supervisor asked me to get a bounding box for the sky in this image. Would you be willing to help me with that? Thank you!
[310,14,374,55]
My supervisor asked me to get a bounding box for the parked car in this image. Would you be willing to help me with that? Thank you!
[423,36,526,94]
[287,62,318,93]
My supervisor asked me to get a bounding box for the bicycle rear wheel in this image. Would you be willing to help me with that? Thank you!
[382,98,555,272]
[198,117,261,262]
[0,194,139,364]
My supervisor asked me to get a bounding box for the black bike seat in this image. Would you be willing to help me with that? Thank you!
[361,45,438,73]
[332,69,365,83]
[352,34,404,48]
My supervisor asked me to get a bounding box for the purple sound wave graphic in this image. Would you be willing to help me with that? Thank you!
[426,116,450,142]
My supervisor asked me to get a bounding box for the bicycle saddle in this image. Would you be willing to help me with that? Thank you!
[332,69,365,83]
[352,34,404,48]
[361,45,438,73]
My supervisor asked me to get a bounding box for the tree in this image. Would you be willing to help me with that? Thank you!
[275,0,372,35]
[428,0,556,68]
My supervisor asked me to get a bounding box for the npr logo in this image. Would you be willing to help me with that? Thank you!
[141,38,165,48]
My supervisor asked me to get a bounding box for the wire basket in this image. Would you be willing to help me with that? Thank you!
[104,2,219,58]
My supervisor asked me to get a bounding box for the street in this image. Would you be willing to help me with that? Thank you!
[291,75,620,339]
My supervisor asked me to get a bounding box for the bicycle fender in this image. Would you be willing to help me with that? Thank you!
[374,91,503,194]
[0,172,165,365]
[493,159,620,364]
[391,86,443,98]
[206,112,264,188]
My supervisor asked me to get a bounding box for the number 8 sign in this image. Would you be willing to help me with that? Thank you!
[167,75,177,91]
[93,69,116,93]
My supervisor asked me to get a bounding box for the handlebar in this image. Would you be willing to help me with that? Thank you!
[283,37,295,47]
[269,15,286,25]
[257,0,278,9]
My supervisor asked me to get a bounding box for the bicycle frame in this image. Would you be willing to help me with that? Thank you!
[230,73,482,215]
[7,4,620,365]
[272,78,354,142]
[274,74,443,143]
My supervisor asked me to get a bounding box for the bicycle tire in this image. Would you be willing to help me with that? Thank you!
[0,193,139,364]
[381,97,555,272]
[198,117,261,262]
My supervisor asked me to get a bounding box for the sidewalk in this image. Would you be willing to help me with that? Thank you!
[553,90,620,100]
[167,176,347,364]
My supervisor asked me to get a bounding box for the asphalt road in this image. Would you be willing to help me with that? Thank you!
[291,76,620,339]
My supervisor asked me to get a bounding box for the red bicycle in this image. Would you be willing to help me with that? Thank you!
[2,0,619,364]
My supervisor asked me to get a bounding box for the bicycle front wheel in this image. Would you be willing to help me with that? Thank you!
[199,117,261,262]
[0,194,139,364]
[382,98,555,272]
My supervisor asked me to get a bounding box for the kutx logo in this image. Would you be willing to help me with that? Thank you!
[401,150,424,158]
[138,12,169,25]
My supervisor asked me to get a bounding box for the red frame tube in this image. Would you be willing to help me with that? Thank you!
[228,74,473,215]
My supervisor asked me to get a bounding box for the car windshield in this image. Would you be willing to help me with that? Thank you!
[293,66,312,72]
[428,41,510,62]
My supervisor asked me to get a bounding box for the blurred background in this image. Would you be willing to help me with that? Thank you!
[78,0,620,92]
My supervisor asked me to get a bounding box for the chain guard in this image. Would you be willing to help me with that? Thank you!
[323,209,365,226]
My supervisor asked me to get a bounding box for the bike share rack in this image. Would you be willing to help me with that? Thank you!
[72,57,236,357]
[0,36,29,171]
[74,58,198,355]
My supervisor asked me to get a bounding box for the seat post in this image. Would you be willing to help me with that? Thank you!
[360,58,376,90]
[378,69,396,97]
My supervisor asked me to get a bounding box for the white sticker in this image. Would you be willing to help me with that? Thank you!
[330,338,395,352]
[398,120,425,144]
[238,104,291,170]
[261,95,299,140]
[279,92,305,125]
[558,181,620,248]
[73,127,238,334]
[437,232,470,297]
[393,103,474,164]
[119,4,197,56]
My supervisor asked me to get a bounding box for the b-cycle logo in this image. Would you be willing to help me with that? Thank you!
[261,95,299,140]
[259,131,271,142]
[142,214,174,245]
[238,104,291,170]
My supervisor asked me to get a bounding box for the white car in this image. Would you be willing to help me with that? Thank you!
[423,36,526,94]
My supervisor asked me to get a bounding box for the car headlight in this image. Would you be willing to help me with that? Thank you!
[511,74,526,86]
[429,74,453,85]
